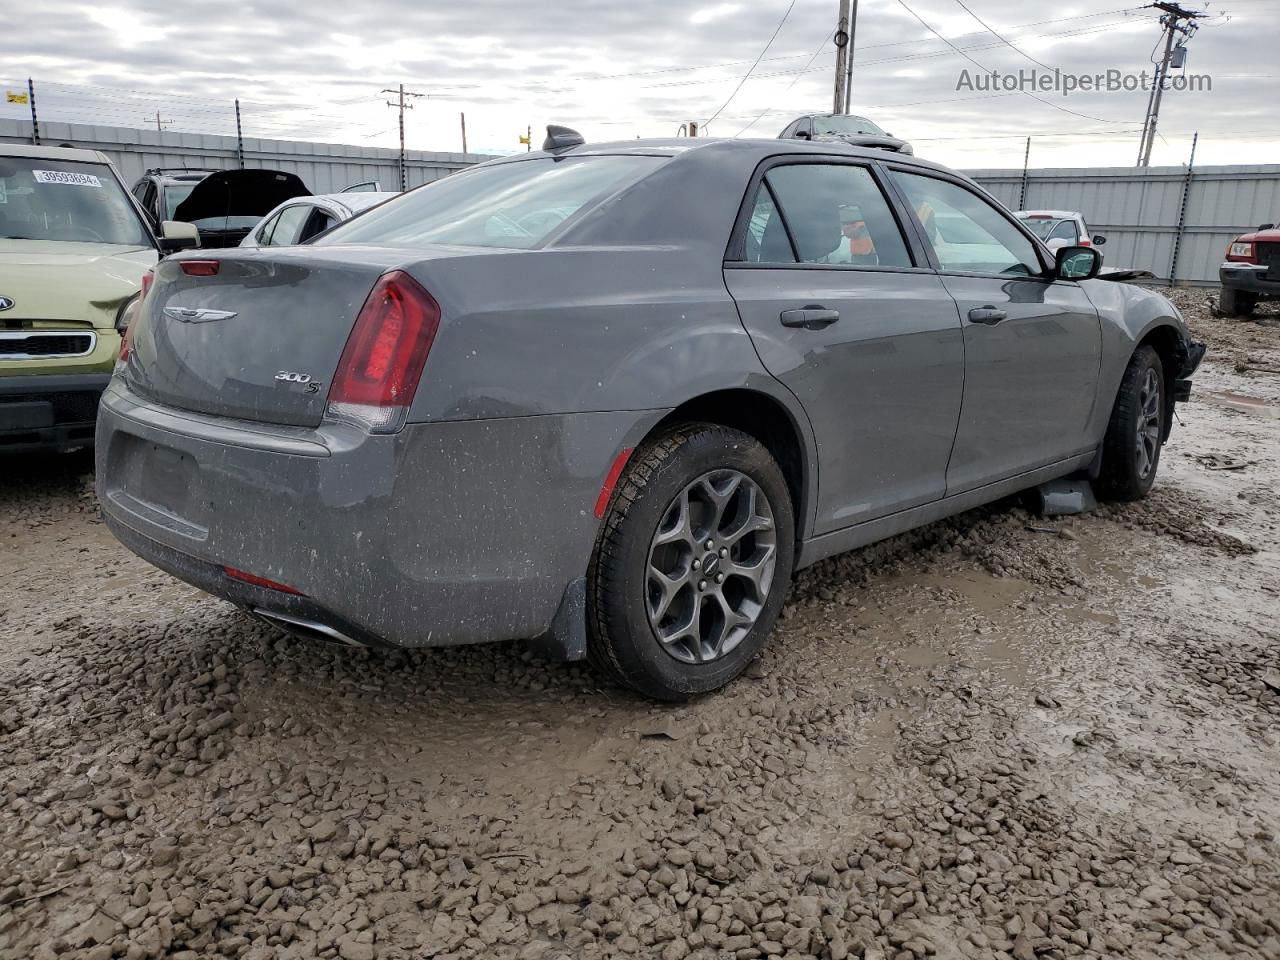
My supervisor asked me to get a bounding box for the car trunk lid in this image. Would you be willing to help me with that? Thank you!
[124,247,404,428]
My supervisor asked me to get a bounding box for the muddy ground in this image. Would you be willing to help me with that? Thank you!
[1,289,1278,960]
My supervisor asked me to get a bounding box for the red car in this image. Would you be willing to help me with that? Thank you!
[1220,221,1280,316]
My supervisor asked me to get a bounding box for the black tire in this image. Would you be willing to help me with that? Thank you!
[588,423,795,701]
[1096,346,1166,502]
[1219,286,1256,318]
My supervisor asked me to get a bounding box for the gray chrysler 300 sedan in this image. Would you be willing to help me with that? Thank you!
[97,133,1205,700]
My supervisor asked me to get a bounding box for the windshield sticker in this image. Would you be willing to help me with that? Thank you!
[32,170,103,188]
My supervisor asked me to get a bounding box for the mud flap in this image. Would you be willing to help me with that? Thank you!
[527,576,588,662]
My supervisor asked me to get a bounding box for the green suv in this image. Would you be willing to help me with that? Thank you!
[0,144,195,453]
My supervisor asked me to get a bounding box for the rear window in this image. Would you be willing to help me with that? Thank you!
[317,156,664,250]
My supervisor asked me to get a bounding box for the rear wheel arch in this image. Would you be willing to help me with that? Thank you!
[647,388,813,539]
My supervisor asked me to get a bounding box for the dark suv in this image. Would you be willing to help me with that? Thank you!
[130,168,217,226]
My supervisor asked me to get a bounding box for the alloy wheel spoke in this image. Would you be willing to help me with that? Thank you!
[647,564,688,622]
[701,472,743,535]
[653,490,694,549]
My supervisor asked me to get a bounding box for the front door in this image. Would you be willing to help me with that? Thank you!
[887,169,1102,494]
[724,160,965,535]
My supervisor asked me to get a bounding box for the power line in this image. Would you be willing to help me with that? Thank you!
[703,0,797,130]
[890,0,1131,123]
[947,0,1057,70]
[735,31,834,137]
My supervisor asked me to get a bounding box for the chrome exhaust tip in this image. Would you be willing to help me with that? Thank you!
[252,608,367,648]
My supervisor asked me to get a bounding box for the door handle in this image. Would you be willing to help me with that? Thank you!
[968,306,1008,325]
[780,306,840,330]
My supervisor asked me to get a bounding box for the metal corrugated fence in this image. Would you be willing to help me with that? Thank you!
[0,117,486,194]
[966,164,1280,286]
[5,116,1278,285]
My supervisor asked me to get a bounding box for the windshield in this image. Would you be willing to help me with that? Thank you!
[163,183,198,217]
[0,157,150,245]
[812,115,886,137]
[1019,217,1067,240]
[318,156,664,250]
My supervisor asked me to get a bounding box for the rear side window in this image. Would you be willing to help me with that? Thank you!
[318,156,664,250]
[746,163,912,268]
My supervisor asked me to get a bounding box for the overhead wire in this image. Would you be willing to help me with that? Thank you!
[702,0,798,129]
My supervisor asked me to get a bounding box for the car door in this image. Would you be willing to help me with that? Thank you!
[886,168,1102,493]
[724,159,966,535]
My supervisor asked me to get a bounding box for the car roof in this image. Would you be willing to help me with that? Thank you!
[0,143,112,164]
[1017,209,1081,219]
[496,136,954,176]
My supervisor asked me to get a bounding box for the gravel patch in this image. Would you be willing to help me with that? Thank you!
[2,289,1278,959]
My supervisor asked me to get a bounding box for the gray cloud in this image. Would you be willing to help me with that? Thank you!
[1,0,1275,167]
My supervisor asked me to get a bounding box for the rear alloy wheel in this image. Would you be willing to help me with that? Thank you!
[588,423,794,700]
[1097,345,1165,501]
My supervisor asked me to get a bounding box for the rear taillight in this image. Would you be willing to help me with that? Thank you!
[326,270,441,433]
[180,260,220,276]
[116,268,154,367]
[1078,238,1091,247]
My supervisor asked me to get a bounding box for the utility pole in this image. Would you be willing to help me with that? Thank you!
[460,112,467,154]
[152,111,172,133]
[843,0,859,114]
[527,124,532,152]
[382,83,425,191]
[833,0,851,115]
[1136,2,1202,167]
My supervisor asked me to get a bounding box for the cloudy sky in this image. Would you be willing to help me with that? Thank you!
[2,0,1277,169]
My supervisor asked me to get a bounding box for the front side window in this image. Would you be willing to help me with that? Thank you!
[760,164,912,267]
[0,158,150,246]
[318,156,664,250]
[893,171,1041,276]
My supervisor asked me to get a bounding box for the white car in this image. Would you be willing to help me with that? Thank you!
[1017,210,1106,253]
[240,192,397,248]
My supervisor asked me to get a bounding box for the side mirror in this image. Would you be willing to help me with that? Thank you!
[158,220,200,253]
[1259,223,1275,231]
[794,130,811,140]
[1092,234,1107,246]
[1055,245,1101,280]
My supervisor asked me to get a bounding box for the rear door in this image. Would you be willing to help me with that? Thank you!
[886,168,1102,493]
[724,158,965,535]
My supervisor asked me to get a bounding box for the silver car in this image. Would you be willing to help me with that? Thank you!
[97,133,1205,700]
[239,192,397,248]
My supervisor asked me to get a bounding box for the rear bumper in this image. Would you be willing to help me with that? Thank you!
[96,380,660,648]
[1220,262,1280,298]
[0,372,111,453]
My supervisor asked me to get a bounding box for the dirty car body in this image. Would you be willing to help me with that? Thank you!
[97,137,1204,696]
